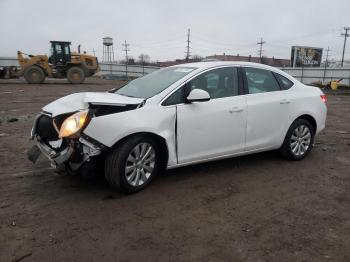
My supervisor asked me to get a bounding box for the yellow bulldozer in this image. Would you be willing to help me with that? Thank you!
[15,41,99,84]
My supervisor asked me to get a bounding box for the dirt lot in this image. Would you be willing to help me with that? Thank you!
[0,79,349,262]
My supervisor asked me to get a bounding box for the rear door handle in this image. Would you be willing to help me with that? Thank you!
[229,107,243,113]
[280,99,291,104]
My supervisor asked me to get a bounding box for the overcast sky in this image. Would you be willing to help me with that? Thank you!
[1,0,349,62]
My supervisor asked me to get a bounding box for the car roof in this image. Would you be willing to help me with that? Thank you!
[171,61,297,83]
[172,61,278,70]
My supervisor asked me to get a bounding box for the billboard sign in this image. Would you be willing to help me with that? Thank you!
[291,46,323,67]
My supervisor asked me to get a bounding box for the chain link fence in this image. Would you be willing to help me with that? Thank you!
[1,57,350,85]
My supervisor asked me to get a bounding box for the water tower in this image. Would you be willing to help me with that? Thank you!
[102,37,114,63]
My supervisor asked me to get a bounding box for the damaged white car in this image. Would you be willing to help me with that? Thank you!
[28,62,327,193]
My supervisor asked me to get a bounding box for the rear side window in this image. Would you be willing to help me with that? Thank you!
[274,73,294,90]
[244,67,280,94]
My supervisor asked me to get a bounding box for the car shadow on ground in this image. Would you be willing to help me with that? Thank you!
[163,150,281,180]
[43,150,283,200]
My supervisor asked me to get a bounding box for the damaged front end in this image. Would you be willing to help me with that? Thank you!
[27,91,145,176]
[28,111,106,175]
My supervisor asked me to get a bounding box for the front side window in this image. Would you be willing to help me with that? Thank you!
[115,67,196,99]
[162,85,185,106]
[244,67,280,94]
[188,67,239,99]
[162,67,239,106]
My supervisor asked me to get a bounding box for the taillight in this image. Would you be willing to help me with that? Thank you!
[320,94,327,103]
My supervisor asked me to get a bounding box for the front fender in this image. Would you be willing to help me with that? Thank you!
[83,105,177,166]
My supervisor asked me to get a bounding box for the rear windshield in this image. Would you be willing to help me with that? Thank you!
[115,67,196,99]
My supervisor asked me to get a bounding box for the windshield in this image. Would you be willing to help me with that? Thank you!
[115,67,196,98]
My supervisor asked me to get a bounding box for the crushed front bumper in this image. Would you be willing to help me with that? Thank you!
[28,113,106,173]
[36,139,73,165]
[28,135,105,170]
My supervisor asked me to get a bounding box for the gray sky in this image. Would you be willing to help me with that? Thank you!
[1,0,349,62]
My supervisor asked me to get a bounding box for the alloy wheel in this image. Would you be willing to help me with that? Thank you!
[290,124,311,156]
[124,142,155,187]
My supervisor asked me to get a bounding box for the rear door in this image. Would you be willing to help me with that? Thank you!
[243,67,292,151]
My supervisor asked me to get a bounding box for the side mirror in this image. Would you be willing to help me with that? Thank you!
[186,89,210,103]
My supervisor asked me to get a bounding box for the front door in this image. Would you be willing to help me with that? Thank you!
[176,67,247,164]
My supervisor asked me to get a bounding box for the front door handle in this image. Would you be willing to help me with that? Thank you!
[280,99,291,104]
[229,107,243,113]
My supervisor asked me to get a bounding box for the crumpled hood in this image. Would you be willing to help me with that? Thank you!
[42,92,144,117]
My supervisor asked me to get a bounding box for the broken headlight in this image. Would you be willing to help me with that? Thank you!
[58,110,90,138]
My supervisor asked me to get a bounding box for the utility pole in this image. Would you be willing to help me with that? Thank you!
[185,29,191,61]
[91,48,96,56]
[341,27,350,67]
[323,46,331,83]
[257,37,266,63]
[122,40,130,78]
[325,46,330,67]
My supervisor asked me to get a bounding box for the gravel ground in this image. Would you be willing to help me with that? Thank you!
[0,79,349,262]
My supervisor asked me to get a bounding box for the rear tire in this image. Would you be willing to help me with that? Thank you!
[67,66,85,84]
[280,119,315,160]
[24,65,45,84]
[104,136,161,193]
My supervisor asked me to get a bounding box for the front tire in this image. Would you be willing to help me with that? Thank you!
[24,65,46,84]
[280,119,315,160]
[104,136,160,193]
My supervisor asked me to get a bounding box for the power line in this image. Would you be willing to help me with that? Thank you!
[130,33,186,45]
[185,29,191,61]
[192,35,256,48]
[257,37,266,61]
[132,43,184,49]
[341,27,350,67]
[122,40,130,78]
[131,38,185,48]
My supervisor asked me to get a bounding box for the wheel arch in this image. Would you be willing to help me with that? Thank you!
[295,114,317,133]
[109,131,169,169]
[279,113,318,149]
[279,114,317,160]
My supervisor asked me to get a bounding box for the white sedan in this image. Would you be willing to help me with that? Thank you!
[28,62,327,193]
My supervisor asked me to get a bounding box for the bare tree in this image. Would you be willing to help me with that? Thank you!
[119,57,135,65]
[128,57,135,65]
[138,54,150,65]
[191,54,202,61]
